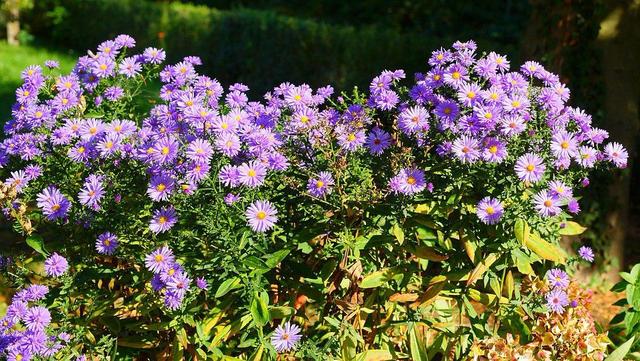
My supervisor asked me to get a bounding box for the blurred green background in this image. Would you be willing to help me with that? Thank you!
[0,0,638,277]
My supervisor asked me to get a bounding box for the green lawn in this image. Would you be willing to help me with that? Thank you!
[0,42,77,121]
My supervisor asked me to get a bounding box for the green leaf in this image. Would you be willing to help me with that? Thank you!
[269,306,294,320]
[26,234,48,257]
[408,324,428,361]
[249,292,270,327]
[558,221,587,236]
[242,256,269,271]
[604,336,635,361]
[215,277,242,298]
[360,267,401,289]
[514,219,529,246]
[265,248,290,268]
[512,249,534,275]
[391,223,404,245]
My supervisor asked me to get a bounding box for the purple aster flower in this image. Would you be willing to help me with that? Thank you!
[389,168,426,195]
[78,174,105,209]
[482,138,507,163]
[577,146,598,168]
[115,34,136,48]
[307,172,334,197]
[80,118,105,141]
[143,47,166,64]
[578,246,594,262]
[567,198,581,214]
[224,193,241,205]
[271,322,302,352]
[45,60,60,69]
[166,272,191,298]
[476,197,504,225]
[551,131,578,159]
[104,86,124,101]
[5,170,29,192]
[245,200,278,232]
[499,115,526,137]
[145,246,175,274]
[44,253,68,277]
[196,277,208,290]
[164,290,184,310]
[36,186,71,221]
[336,128,366,152]
[546,289,569,314]
[152,137,179,165]
[7,348,32,361]
[457,82,481,106]
[149,207,178,234]
[215,132,241,157]
[533,190,561,217]
[434,100,459,123]
[443,64,469,88]
[604,142,628,168]
[96,232,118,255]
[119,56,142,78]
[398,106,429,134]
[147,174,174,202]
[218,164,241,187]
[238,161,267,188]
[547,268,570,289]
[366,127,392,155]
[452,135,481,163]
[92,55,116,78]
[186,138,213,162]
[515,153,546,183]
[548,180,572,200]
[267,152,290,171]
[23,306,51,331]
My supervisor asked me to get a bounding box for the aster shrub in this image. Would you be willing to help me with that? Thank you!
[0,36,629,360]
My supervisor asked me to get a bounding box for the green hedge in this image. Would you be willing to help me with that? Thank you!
[27,0,515,95]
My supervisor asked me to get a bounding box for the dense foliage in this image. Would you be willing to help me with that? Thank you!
[0,35,630,360]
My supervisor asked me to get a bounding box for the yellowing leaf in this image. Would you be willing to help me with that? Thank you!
[525,233,566,264]
[514,219,529,246]
[558,221,587,236]
[360,267,401,289]
[466,254,498,286]
[410,276,447,309]
[392,223,405,245]
[355,350,394,361]
[408,245,449,262]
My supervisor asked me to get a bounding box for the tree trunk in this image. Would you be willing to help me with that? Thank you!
[596,0,640,279]
[6,0,21,45]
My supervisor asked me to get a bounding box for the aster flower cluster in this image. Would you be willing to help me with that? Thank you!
[0,36,628,358]
[0,285,76,360]
[145,246,193,310]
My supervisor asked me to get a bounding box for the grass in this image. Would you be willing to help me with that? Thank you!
[0,41,77,120]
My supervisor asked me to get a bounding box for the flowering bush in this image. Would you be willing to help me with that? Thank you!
[0,35,629,360]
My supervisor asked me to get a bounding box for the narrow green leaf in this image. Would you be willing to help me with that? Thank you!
[215,277,242,298]
[604,336,635,361]
[26,234,48,257]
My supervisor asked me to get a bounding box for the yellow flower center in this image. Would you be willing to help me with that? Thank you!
[161,146,170,155]
[484,112,493,119]
[90,127,98,135]
[486,206,495,215]
[256,211,267,220]
[99,64,107,71]
[316,180,324,188]
[52,204,61,211]
[462,146,470,154]
[452,71,461,80]
[407,176,416,185]
[466,91,476,99]
[248,169,257,177]
[35,111,43,118]
[294,95,302,101]
[444,107,451,114]
[433,74,441,81]
[511,100,520,108]
[221,122,229,129]
[159,216,167,224]
[168,268,175,276]
[489,146,498,154]
[23,90,30,96]
[526,164,535,172]
[544,200,552,207]
[64,81,72,89]
[106,141,113,149]
[347,134,356,142]
[156,184,166,192]
[561,141,569,149]
[78,146,85,154]
[104,239,111,246]
[300,116,309,123]
[436,54,444,60]
[155,254,164,262]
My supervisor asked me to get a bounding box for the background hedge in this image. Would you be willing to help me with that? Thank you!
[26,0,525,96]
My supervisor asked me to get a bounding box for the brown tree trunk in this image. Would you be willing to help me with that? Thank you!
[596,0,640,279]
[6,0,21,45]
